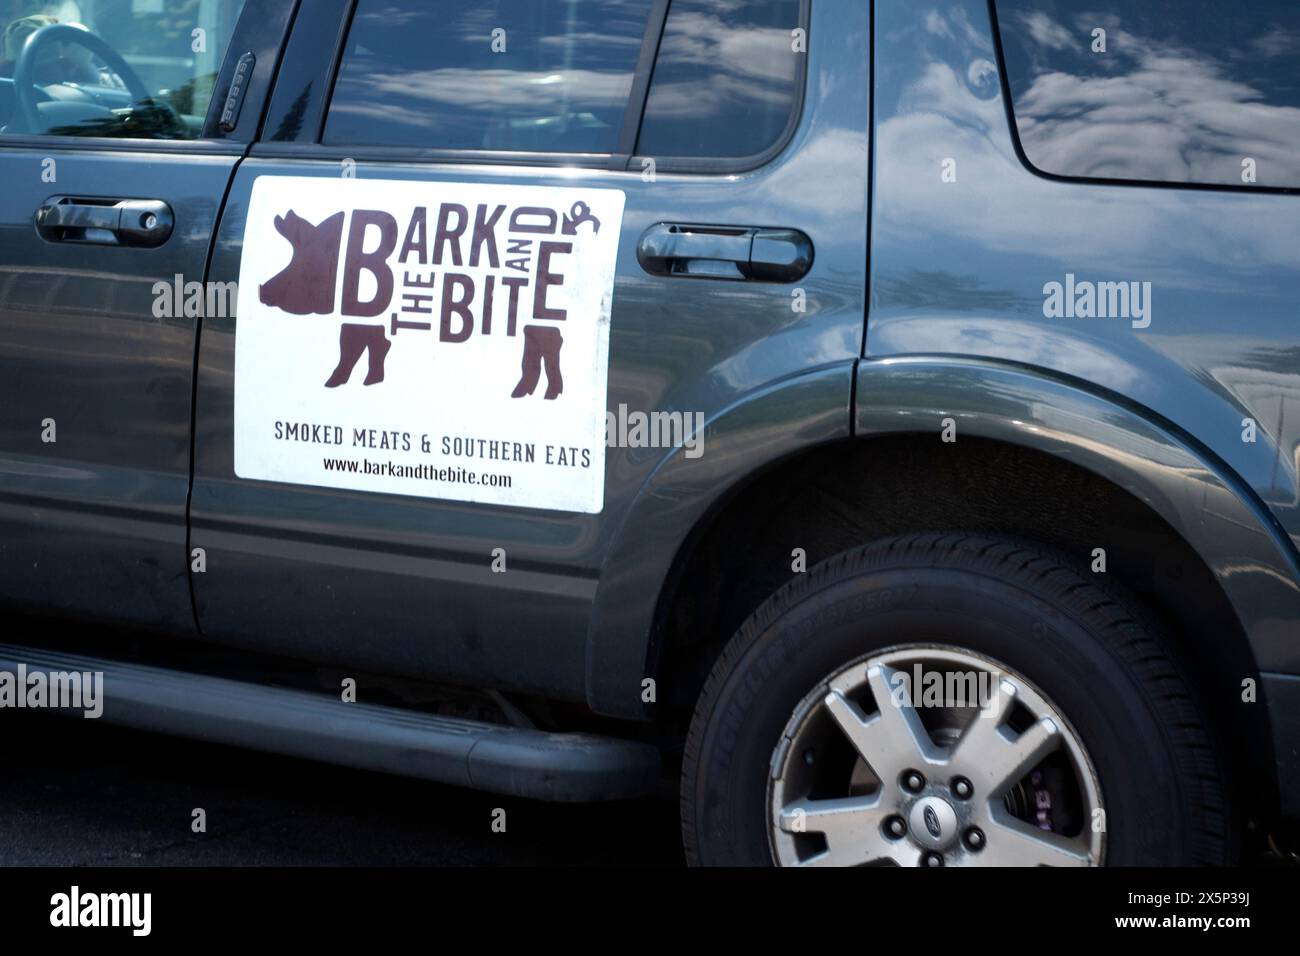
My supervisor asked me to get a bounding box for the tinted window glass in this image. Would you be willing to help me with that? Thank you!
[995,0,1300,188]
[325,0,652,153]
[0,0,246,138]
[636,0,803,159]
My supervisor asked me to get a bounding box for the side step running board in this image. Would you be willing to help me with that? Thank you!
[0,644,660,802]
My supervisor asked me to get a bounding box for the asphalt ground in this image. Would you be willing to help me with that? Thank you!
[0,708,684,866]
[4,707,1296,867]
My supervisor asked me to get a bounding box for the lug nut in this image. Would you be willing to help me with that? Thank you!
[884,815,907,838]
[951,776,973,799]
[964,827,985,851]
[802,748,815,766]
[902,770,925,792]
[922,851,944,867]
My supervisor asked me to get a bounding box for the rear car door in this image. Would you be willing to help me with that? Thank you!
[0,0,290,632]
[189,0,868,704]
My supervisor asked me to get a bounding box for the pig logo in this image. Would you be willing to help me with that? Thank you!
[258,210,344,315]
[257,201,599,398]
[258,208,392,388]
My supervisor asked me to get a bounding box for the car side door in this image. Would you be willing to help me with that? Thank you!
[188,0,868,705]
[0,0,290,632]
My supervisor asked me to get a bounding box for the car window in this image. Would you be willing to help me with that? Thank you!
[635,0,804,161]
[994,0,1300,188]
[324,0,653,154]
[0,0,246,138]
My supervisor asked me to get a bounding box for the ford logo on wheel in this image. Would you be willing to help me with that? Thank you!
[924,805,942,839]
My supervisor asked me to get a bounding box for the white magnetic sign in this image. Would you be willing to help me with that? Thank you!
[234,175,625,514]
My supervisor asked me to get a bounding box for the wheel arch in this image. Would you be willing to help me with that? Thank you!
[583,361,856,717]
[594,356,1300,821]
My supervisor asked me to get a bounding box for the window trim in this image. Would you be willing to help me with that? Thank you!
[609,0,671,171]
[987,0,1300,196]
[258,0,354,144]
[249,140,616,169]
[282,0,811,176]
[0,132,246,153]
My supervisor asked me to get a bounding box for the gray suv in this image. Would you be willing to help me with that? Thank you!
[0,0,1298,867]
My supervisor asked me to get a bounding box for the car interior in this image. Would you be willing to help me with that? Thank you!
[0,0,243,137]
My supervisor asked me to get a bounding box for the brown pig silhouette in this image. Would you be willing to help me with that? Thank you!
[258,210,345,315]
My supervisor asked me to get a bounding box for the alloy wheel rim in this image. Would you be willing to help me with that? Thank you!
[767,645,1105,867]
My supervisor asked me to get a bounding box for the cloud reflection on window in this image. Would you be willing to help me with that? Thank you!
[997,1,1300,187]
[636,0,801,159]
[324,0,652,152]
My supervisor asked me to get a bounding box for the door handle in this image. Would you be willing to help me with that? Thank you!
[34,196,174,247]
[637,223,812,282]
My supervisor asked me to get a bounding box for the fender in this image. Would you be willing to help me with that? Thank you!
[854,356,1300,678]
[589,352,1300,714]
[585,362,855,717]
[856,356,1300,815]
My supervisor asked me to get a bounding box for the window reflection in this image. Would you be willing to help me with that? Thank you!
[636,0,802,159]
[325,0,652,153]
[996,0,1300,187]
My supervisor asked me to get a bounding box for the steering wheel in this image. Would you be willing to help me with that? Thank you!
[13,23,157,134]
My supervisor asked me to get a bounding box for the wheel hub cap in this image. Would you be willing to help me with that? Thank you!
[909,795,958,850]
[767,645,1105,867]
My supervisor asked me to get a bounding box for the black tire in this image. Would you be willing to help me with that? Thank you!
[681,533,1231,866]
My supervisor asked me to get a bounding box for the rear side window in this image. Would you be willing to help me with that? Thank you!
[636,0,803,160]
[324,0,653,153]
[994,0,1300,188]
[322,0,807,166]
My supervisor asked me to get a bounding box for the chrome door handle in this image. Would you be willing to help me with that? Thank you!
[636,223,812,282]
[35,196,174,247]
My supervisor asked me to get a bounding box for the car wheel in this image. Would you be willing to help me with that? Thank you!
[681,533,1230,866]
